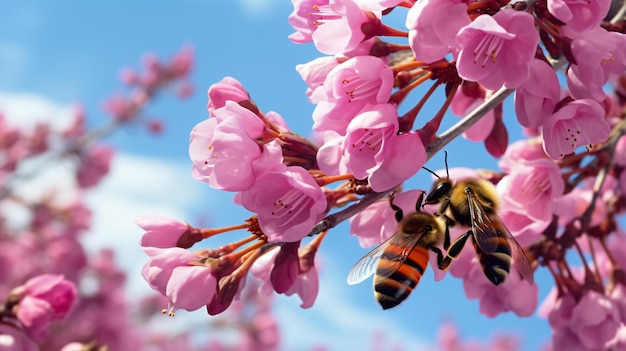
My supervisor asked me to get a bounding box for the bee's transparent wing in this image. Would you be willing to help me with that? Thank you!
[347,232,421,285]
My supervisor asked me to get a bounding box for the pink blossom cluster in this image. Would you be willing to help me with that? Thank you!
[0,49,228,351]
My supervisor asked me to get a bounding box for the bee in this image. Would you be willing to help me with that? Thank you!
[347,191,450,309]
[424,154,534,286]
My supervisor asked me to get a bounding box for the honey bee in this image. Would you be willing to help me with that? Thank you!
[347,191,450,309]
[424,155,534,286]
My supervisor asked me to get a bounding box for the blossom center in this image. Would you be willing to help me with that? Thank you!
[310,5,341,26]
[351,128,383,152]
[271,188,310,226]
[342,77,380,103]
[473,35,505,67]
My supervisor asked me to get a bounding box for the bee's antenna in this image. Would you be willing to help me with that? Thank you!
[444,151,449,179]
[421,166,440,179]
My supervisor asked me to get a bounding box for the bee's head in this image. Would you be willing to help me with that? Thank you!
[426,178,452,204]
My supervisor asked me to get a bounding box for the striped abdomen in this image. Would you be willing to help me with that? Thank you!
[473,233,511,286]
[373,245,429,309]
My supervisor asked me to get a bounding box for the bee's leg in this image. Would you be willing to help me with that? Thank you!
[431,246,445,269]
[414,190,426,212]
[439,230,471,271]
[443,219,451,251]
[389,191,403,223]
[433,197,456,226]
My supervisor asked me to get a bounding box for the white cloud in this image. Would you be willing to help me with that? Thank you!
[0,91,74,130]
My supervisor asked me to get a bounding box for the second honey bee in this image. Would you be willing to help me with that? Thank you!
[347,191,450,309]
[424,156,534,286]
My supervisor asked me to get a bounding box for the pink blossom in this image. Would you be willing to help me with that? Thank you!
[570,290,621,349]
[250,247,282,295]
[15,295,52,343]
[102,95,135,121]
[567,27,626,101]
[456,10,539,90]
[497,198,550,248]
[548,0,611,34]
[0,323,39,351]
[316,131,348,177]
[554,187,607,228]
[20,274,77,320]
[136,216,193,249]
[284,242,320,308]
[496,159,563,245]
[289,0,372,55]
[367,132,426,192]
[76,143,114,188]
[141,247,217,314]
[207,76,249,111]
[295,56,343,102]
[341,103,398,179]
[311,56,394,134]
[270,241,300,293]
[498,139,547,173]
[463,262,538,317]
[240,165,327,242]
[540,98,610,159]
[288,0,328,44]
[189,101,282,191]
[514,59,561,128]
[406,0,469,63]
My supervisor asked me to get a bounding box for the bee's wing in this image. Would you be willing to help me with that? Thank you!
[490,214,535,285]
[346,232,422,285]
[466,191,499,254]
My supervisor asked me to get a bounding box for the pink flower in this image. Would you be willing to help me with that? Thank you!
[141,247,217,314]
[295,56,343,102]
[316,131,349,177]
[207,76,249,110]
[289,0,373,55]
[15,296,53,343]
[270,241,300,293]
[284,242,320,308]
[570,290,621,349]
[311,56,394,134]
[514,59,561,128]
[341,103,398,178]
[0,323,39,351]
[76,143,114,188]
[20,274,77,320]
[497,159,563,238]
[498,139,547,173]
[366,132,426,192]
[567,27,626,101]
[406,0,469,63]
[548,0,611,34]
[455,10,539,90]
[540,98,610,159]
[189,101,282,191]
[136,216,196,249]
[240,165,327,242]
[463,263,538,317]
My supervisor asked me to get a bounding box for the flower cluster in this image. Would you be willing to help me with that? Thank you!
[0,48,199,350]
[136,1,626,350]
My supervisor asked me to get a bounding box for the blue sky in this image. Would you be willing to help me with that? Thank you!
[0,1,554,350]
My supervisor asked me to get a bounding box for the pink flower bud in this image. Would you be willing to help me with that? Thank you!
[136,216,198,249]
[21,274,77,320]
